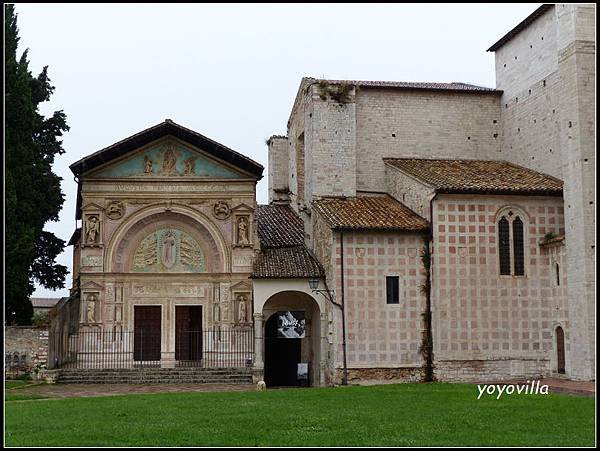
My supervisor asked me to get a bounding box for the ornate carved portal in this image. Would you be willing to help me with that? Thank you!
[132,228,206,273]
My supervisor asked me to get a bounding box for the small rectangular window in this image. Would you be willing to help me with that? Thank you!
[386,276,399,304]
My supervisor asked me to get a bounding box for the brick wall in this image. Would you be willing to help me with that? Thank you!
[5,327,49,377]
[332,231,427,372]
[431,194,567,380]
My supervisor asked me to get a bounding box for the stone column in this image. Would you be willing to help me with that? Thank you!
[252,313,264,383]
[320,311,329,386]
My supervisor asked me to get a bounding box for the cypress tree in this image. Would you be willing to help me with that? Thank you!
[5,5,69,324]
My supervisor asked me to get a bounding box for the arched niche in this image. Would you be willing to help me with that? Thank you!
[106,206,228,273]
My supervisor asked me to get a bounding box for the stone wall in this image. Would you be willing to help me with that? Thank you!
[355,88,501,193]
[435,358,549,382]
[5,327,49,377]
[431,194,568,380]
[333,366,423,385]
[267,136,289,203]
[493,4,596,380]
[385,163,436,220]
[305,83,357,201]
[555,3,596,381]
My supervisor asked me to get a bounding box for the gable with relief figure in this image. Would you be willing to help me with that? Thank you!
[89,140,246,179]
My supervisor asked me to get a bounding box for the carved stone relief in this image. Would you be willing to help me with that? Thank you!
[236,216,251,246]
[106,201,125,220]
[161,144,177,175]
[183,156,197,175]
[85,215,101,244]
[132,228,205,273]
[85,293,98,323]
[236,294,248,324]
[144,155,153,173]
[81,256,103,267]
[213,201,231,220]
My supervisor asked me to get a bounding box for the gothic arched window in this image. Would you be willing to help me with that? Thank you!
[497,208,527,276]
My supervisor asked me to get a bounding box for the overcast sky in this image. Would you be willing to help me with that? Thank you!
[14,3,541,298]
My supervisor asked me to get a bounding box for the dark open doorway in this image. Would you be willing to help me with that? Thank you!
[176,306,203,365]
[556,326,565,374]
[264,313,302,387]
[134,306,161,362]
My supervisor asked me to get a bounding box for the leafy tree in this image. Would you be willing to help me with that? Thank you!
[5,5,69,325]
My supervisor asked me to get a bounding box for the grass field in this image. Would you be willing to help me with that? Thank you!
[5,381,50,402]
[5,383,595,447]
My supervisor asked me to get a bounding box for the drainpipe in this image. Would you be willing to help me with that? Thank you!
[424,192,438,381]
[340,230,349,386]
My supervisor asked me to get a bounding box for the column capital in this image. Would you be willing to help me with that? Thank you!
[253,312,264,321]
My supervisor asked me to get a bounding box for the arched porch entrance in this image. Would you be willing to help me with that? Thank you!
[262,290,321,387]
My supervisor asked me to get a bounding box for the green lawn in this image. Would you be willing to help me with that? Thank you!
[5,383,595,447]
[5,380,32,390]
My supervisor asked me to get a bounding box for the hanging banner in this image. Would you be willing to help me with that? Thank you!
[276,311,306,338]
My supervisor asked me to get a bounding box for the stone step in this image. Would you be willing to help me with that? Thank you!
[56,367,253,384]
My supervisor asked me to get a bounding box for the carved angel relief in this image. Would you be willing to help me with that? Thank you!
[132,228,205,273]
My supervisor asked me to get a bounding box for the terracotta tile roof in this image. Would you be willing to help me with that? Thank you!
[313,196,429,232]
[384,158,563,196]
[487,4,553,52]
[256,205,304,248]
[251,246,325,279]
[310,77,501,93]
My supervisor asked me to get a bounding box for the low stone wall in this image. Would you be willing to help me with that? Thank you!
[333,367,424,385]
[434,359,550,382]
[5,326,49,379]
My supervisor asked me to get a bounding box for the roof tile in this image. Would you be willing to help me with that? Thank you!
[313,196,429,232]
[384,158,563,196]
[256,205,304,248]
[251,246,324,279]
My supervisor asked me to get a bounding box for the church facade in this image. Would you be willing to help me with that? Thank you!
[56,4,594,385]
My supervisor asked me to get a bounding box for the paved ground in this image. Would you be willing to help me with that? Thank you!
[7,383,255,399]
[6,377,595,400]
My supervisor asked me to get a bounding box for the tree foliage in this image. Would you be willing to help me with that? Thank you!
[5,5,69,325]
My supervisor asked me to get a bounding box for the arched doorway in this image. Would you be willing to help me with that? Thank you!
[556,326,565,374]
[262,290,321,387]
[264,314,302,386]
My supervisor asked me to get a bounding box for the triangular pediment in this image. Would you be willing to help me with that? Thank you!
[86,138,248,179]
[71,119,263,180]
[231,203,255,212]
[81,281,105,291]
[82,202,104,211]
[230,281,252,291]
